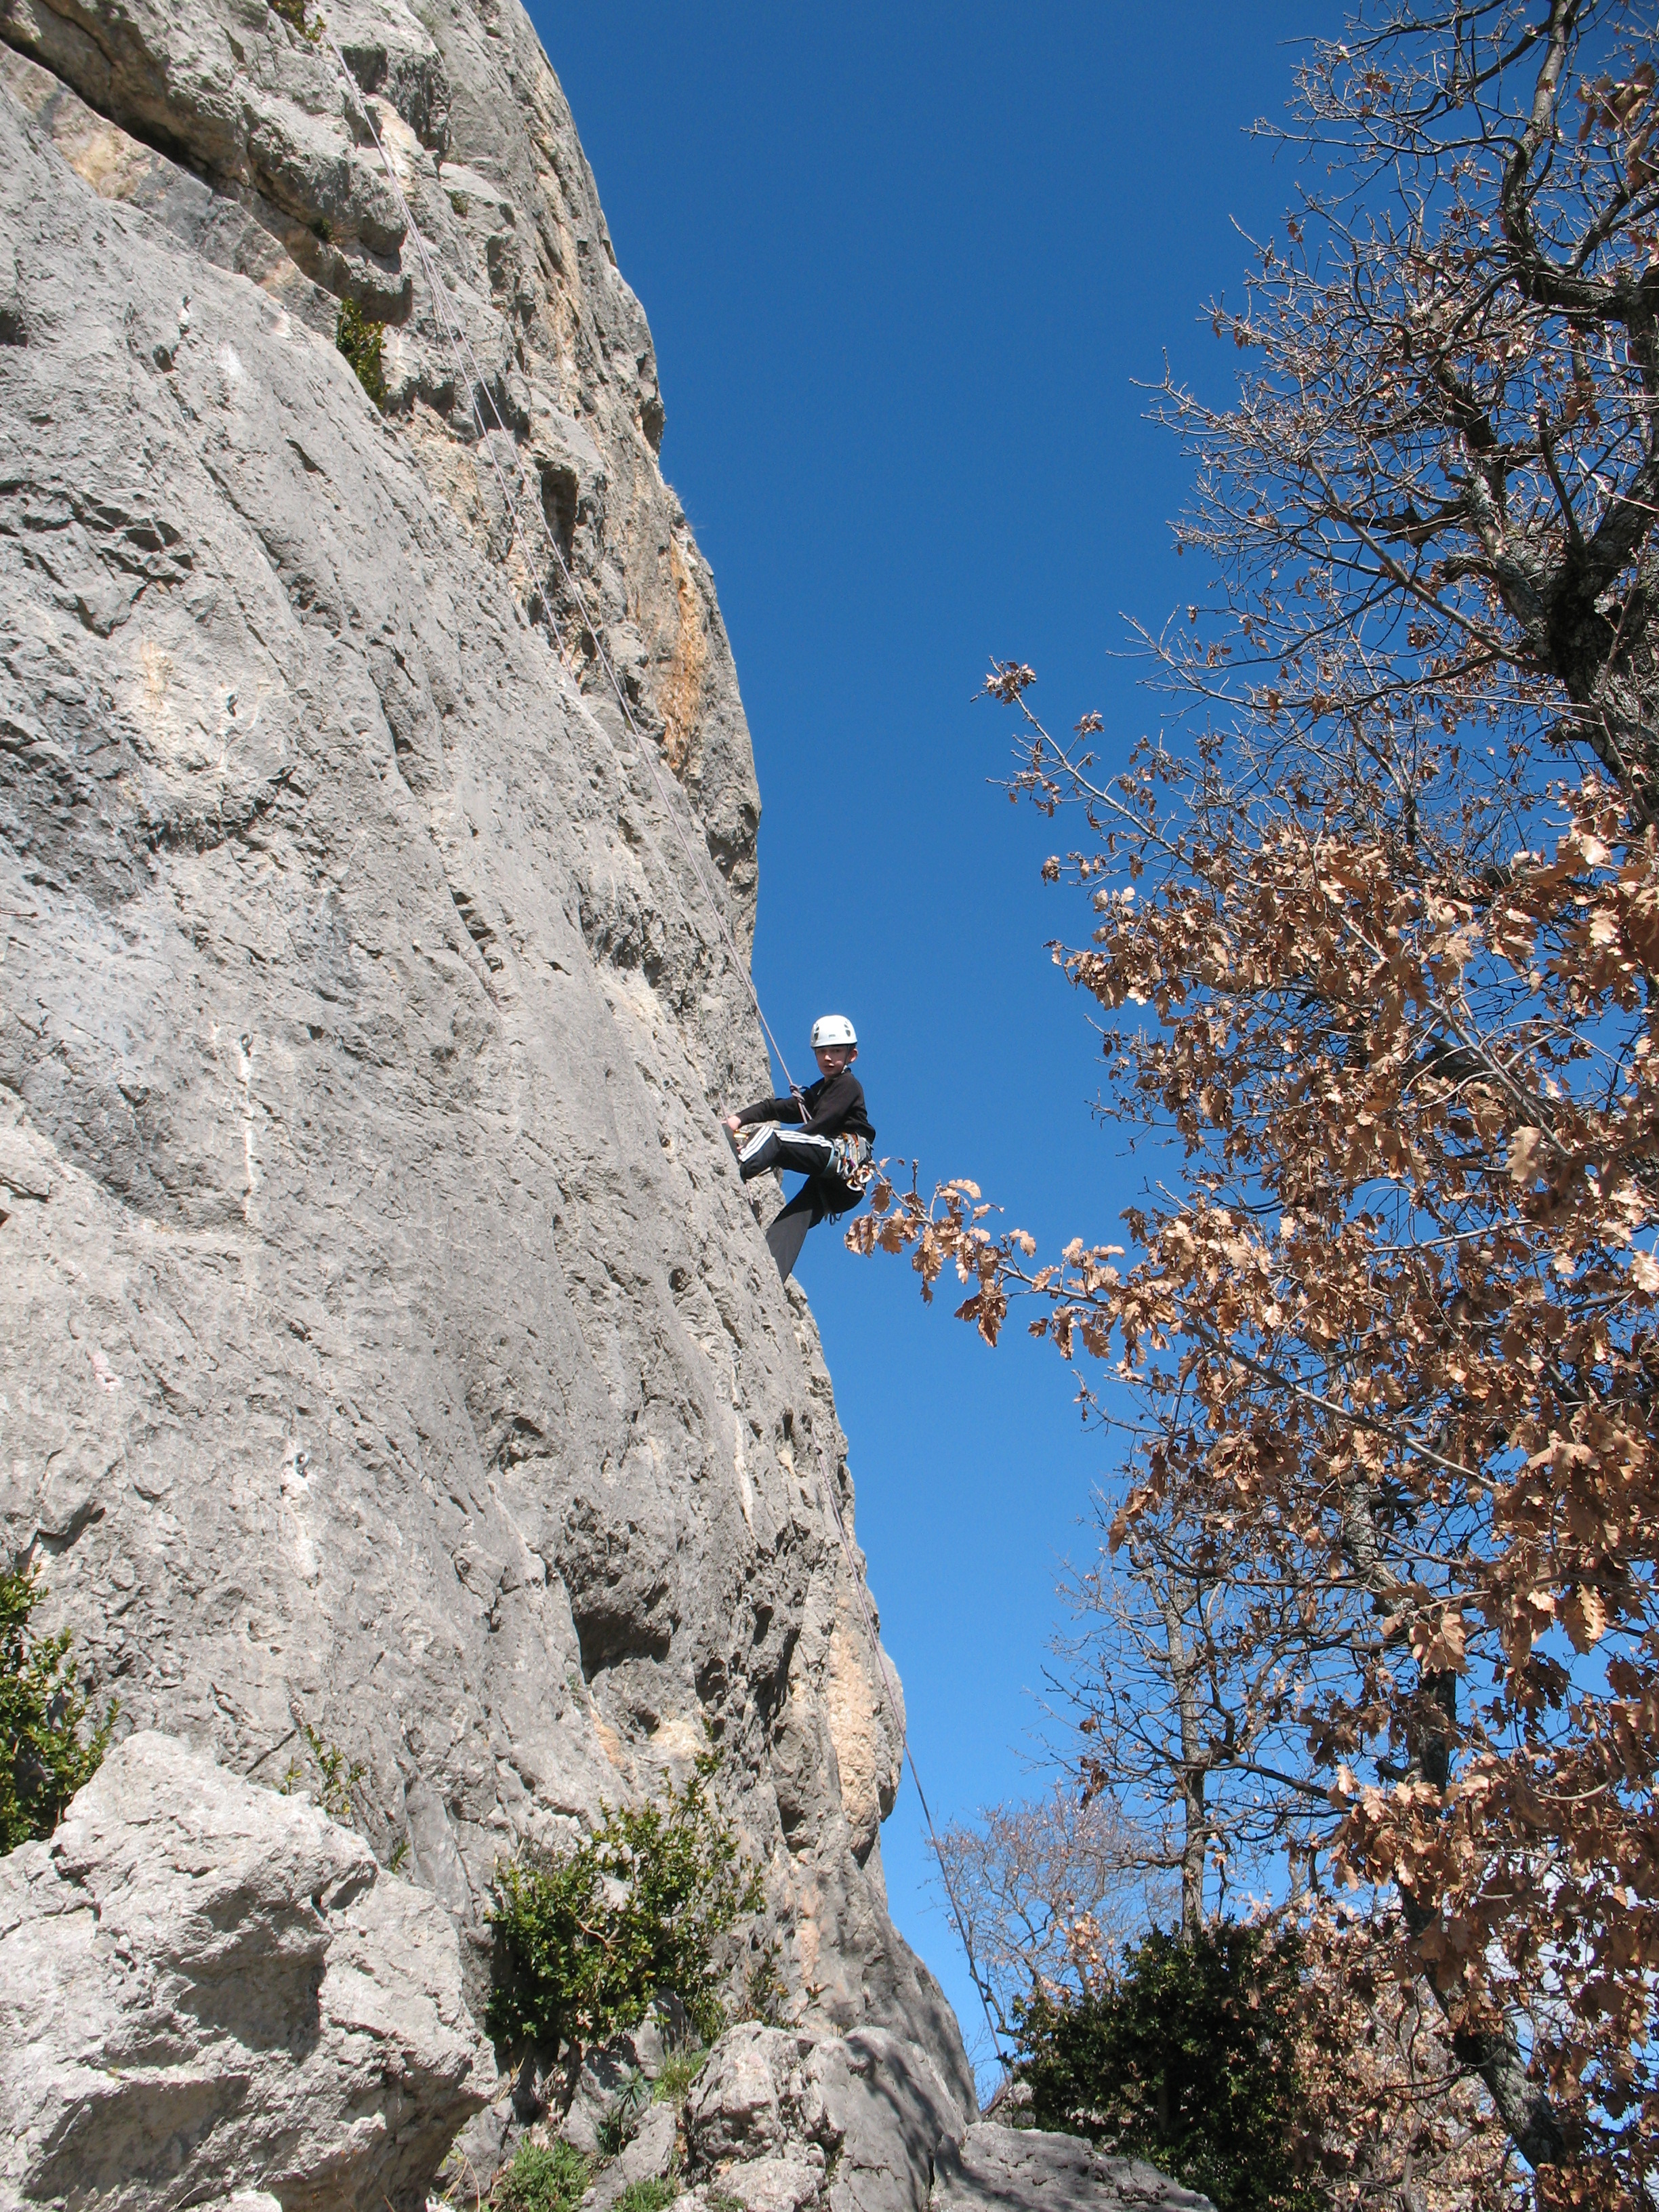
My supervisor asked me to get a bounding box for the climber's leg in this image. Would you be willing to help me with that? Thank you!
[764,1183,825,1282]
[738,1126,836,1183]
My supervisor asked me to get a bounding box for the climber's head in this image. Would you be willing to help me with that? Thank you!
[810,1013,857,1078]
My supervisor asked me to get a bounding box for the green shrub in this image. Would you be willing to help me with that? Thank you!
[276,1717,412,1870]
[1,1568,113,1853]
[1015,1924,1321,2212]
[595,2068,651,2157]
[738,1934,788,2026]
[616,2183,677,2212]
[487,1744,764,2055]
[489,2140,590,2212]
[280,1719,367,1822]
[268,0,321,41]
[651,2045,708,2108]
[335,299,387,411]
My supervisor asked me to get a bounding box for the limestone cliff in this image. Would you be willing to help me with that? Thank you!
[0,0,967,2106]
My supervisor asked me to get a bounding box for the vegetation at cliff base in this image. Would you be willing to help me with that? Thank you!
[1,1567,113,1852]
[487,2141,590,2212]
[335,299,387,411]
[1017,1925,1319,2212]
[651,2044,710,2108]
[615,2182,677,2212]
[487,1743,763,2054]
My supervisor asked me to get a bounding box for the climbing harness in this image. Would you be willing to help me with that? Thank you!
[317,24,1007,2077]
[827,1130,874,1189]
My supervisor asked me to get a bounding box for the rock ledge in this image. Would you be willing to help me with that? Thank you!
[0,1732,489,2212]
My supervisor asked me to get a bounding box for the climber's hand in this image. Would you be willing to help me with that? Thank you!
[722,1115,741,1136]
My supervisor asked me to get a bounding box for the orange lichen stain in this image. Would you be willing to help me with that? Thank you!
[658,531,705,775]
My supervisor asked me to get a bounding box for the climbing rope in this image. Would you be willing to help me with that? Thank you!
[319,28,1006,2080]
[806,1448,1008,2070]
[320,27,800,1099]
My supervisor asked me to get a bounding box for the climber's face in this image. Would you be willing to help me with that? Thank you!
[814,1043,857,1078]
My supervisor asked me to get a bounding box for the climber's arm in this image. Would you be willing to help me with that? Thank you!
[722,1089,811,1138]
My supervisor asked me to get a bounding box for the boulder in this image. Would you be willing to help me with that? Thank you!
[583,2100,679,2211]
[680,2020,963,2212]
[0,1732,490,2211]
[671,2023,1213,2212]
[930,2125,1216,2212]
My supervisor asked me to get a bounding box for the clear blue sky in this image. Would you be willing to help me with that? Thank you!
[528,0,1328,2087]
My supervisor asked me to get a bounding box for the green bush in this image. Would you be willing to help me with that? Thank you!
[487,1744,763,2055]
[616,2184,677,2212]
[1,1568,113,1853]
[280,1719,367,1822]
[738,1934,788,2026]
[489,2141,590,2212]
[268,0,321,41]
[335,299,388,411]
[1015,1924,1321,2212]
[651,2045,708,2108]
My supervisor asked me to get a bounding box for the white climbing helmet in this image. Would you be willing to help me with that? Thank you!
[810,1014,857,1049]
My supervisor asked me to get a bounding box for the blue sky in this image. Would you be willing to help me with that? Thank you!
[528,0,1329,2085]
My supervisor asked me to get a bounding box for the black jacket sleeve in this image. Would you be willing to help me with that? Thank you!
[734,1091,806,1128]
[734,1073,873,1142]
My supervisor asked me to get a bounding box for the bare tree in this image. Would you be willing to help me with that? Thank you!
[926,1784,1166,2047]
[1063,1493,1366,1939]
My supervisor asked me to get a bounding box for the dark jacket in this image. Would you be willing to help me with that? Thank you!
[735,1070,874,1145]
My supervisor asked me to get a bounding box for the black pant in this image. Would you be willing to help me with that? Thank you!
[737,1125,863,1281]
[764,1179,839,1282]
[737,1124,837,1183]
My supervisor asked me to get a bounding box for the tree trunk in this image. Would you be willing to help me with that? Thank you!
[1341,1480,1570,2177]
[1153,1566,1208,1938]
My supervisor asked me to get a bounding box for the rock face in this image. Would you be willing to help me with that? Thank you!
[592,2022,1217,2212]
[0,1732,490,2211]
[683,2023,966,2212]
[930,2127,1216,2212]
[0,0,968,2122]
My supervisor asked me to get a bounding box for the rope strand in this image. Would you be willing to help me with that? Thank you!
[322,34,798,1094]
[807,1441,1009,2073]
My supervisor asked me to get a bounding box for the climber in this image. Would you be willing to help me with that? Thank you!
[723,1015,875,1282]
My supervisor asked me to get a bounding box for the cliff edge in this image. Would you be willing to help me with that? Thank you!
[0,0,967,2118]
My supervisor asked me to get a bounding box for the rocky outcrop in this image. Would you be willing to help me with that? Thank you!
[0,1732,489,2211]
[0,1710,1204,2212]
[930,2128,1215,2212]
[556,2020,1216,2212]
[0,0,967,2121]
[681,2022,967,2212]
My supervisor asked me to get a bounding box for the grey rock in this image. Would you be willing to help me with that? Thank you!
[583,2100,679,2211]
[682,2022,966,2212]
[561,2043,642,2158]
[0,0,972,2127]
[0,1731,489,2211]
[716,2158,826,2212]
[678,2024,1211,2212]
[929,2125,1216,2212]
[684,2024,840,2169]
[815,2030,966,2212]
[0,0,420,312]
[620,1999,689,2081]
